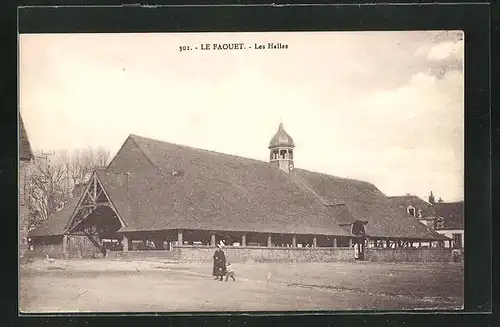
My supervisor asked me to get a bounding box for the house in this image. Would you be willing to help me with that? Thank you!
[389,193,464,249]
[19,115,34,254]
[29,123,449,259]
[433,201,464,249]
[388,193,436,229]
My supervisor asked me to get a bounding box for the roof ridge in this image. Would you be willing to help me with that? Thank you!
[129,133,270,166]
[128,134,382,192]
[129,134,165,174]
[289,173,331,206]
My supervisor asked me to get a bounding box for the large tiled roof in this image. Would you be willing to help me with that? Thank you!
[30,134,448,241]
[115,135,351,236]
[19,116,34,161]
[292,170,448,240]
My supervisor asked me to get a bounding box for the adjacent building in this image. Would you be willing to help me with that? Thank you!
[19,115,34,254]
[389,192,464,249]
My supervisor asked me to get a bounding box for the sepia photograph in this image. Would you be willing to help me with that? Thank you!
[19,31,464,312]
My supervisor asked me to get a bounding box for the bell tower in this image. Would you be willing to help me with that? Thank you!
[268,122,295,173]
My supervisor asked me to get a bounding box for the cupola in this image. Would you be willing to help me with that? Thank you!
[268,122,295,173]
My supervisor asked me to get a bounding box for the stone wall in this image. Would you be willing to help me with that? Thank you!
[364,248,453,262]
[106,250,175,260]
[172,246,355,263]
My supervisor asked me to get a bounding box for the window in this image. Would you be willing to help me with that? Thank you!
[452,233,462,248]
[407,206,415,217]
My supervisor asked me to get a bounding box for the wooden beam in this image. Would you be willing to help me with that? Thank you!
[267,235,272,247]
[210,234,216,246]
[313,236,317,248]
[93,176,97,200]
[241,234,246,247]
[332,237,337,248]
[76,204,97,209]
[292,235,297,247]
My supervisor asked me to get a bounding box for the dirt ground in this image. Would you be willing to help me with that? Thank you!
[19,258,463,312]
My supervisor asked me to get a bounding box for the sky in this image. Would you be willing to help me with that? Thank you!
[19,31,464,202]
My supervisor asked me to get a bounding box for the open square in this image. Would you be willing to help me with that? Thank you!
[20,259,463,312]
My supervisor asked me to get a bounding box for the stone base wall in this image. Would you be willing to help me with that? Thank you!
[172,246,354,263]
[365,248,454,262]
[106,250,175,260]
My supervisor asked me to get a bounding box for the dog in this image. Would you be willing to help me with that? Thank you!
[225,263,236,282]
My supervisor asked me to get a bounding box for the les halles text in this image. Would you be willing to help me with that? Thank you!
[179,42,289,52]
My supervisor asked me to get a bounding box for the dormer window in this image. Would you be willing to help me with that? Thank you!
[351,221,367,236]
[407,205,416,217]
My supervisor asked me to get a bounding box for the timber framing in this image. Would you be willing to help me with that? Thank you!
[66,171,126,234]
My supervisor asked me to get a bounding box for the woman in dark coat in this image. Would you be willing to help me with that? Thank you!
[212,244,226,281]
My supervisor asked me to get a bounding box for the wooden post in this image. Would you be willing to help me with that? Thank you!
[348,238,353,247]
[62,235,69,257]
[267,235,272,247]
[313,236,317,248]
[241,234,246,246]
[332,237,337,248]
[210,234,216,246]
[292,236,297,247]
[123,235,129,252]
[177,230,183,245]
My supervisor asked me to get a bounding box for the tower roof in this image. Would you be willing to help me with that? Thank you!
[268,122,295,149]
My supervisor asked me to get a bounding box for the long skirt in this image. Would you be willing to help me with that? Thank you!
[213,261,226,276]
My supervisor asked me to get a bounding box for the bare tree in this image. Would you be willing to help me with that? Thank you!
[65,147,110,187]
[28,153,67,227]
[27,147,111,231]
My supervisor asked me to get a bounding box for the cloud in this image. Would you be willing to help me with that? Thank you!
[426,41,463,61]
[415,38,464,79]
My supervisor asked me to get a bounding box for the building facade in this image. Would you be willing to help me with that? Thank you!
[19,116,34,254]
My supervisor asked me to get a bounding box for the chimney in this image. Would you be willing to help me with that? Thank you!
[428,191,435,204]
